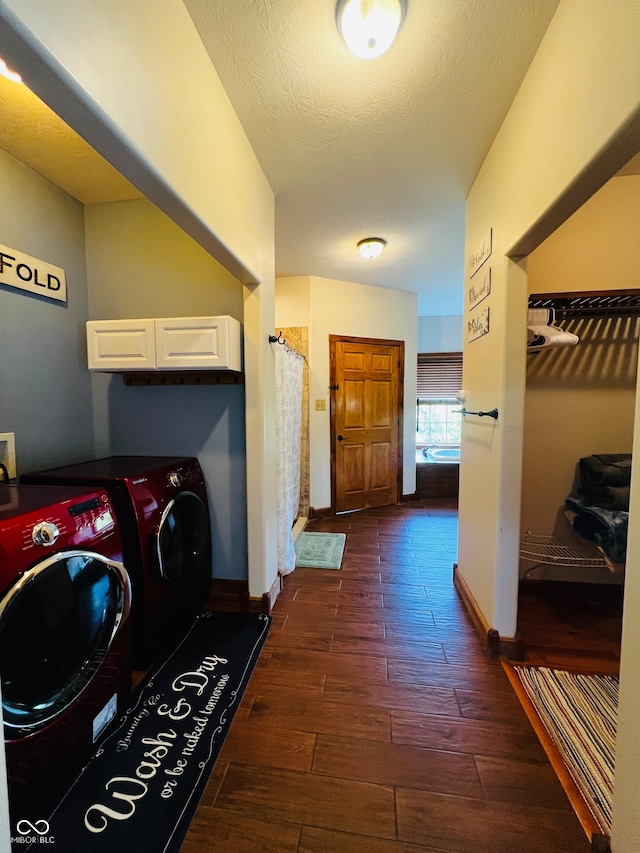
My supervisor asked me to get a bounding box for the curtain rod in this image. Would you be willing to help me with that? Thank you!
[269,331,305,360]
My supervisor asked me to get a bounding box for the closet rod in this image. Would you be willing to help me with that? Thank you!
[529,289,640,319]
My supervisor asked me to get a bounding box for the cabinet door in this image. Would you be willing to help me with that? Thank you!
[155,316,241,371]
[87,319,156,371]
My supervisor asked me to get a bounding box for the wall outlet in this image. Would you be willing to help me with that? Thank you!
[0,432,16,480]
[315,399,326,411]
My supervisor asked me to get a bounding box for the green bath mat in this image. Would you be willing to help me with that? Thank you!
[294,532,346,569]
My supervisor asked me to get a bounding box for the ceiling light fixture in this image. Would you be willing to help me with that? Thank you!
[336,0,407,60]
[357,237,387,259]
[0,58,22,84]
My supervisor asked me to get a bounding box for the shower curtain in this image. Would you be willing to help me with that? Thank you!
[275,343,304,575]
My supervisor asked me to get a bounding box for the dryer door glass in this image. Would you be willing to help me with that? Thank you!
[156,491,209,585]
[0,552,127,733]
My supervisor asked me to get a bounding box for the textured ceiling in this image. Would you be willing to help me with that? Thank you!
[3,2,637,316]
[184,0,563,315]
[0,74,141,205]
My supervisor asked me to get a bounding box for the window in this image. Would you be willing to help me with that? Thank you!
[416,352,463,446]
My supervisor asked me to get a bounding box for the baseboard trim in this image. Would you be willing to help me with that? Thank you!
[207,576,281,615]
[453,564,524,660]
[453,564,496,656]
[257,573,282,614]
[309,506,333,518]
[399,491,418,502]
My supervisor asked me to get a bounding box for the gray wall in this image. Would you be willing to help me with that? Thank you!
[417,315,463,353]
[85,200,247,580]
[0,157,248,581]
[0,148,94,473]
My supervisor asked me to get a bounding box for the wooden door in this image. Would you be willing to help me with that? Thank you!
[331,337,403,512]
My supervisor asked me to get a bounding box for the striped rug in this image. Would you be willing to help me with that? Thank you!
[513,666,617,835]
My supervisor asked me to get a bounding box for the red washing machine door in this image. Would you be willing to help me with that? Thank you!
[154,490,210,585]
[0,549,131,735]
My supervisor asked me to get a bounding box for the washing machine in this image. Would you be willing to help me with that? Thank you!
[22,456,212,668]
[0,484,132,822]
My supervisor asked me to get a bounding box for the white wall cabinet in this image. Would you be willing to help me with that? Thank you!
[87,316,242,372]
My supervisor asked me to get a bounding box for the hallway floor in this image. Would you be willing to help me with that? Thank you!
[180,501,590,853]
[516,579,623,676]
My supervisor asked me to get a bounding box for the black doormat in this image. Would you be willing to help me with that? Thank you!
[19,611,270,853]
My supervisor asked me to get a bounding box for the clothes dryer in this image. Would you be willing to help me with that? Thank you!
[22,456,212,668]
[0,484,132,823]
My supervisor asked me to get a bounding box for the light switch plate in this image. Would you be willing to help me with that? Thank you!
[0,432,16,479]
[315,399,327,411]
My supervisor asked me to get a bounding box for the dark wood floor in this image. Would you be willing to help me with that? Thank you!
[180,500,591,853]
[516,580,624,676]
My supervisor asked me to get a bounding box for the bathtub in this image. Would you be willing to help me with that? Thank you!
[416,446,459,500]
[422,445,460,463]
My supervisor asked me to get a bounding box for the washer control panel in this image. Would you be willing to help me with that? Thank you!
[31,521,60,547]
[166,465,202,489]
[18,492,115,550]
[67,493,115,540]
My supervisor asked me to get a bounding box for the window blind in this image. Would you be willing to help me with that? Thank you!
[417,352,463,399]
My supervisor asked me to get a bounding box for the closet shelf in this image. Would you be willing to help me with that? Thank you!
[528,289,640,319]
[520,533,607,568]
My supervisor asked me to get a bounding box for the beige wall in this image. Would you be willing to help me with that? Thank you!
[616,386,640,851]
[0,0,272,284]
[276,276,418,508]
[461,0,640,636]
[85,199,244,322]
[527,175,640,295]
[521,175,640,582]
[275,277,312,328]
[0,2,279,834]
[0,0,277,598]
[462,2,640,848]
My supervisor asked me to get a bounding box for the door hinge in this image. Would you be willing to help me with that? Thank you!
[328,384,339,391]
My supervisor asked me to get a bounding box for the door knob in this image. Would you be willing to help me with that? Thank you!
[337,434,345,441]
